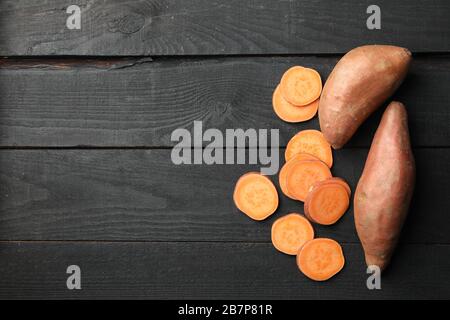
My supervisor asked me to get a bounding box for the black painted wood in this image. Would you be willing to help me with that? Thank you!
[0,56,449,147]
[0,149,447,243]
[0,241,448,299]
[1,0,449,300]
[1,0,449,56]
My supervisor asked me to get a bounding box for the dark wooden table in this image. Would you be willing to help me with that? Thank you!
[0,0,449,299]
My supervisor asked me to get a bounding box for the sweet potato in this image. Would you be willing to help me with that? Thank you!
[286,160,332,202]
[280,66,322,106]
[304,181,350,225]
[319,45,412,149]
[354,101,415,271]
[233,172,279,221]
[272,85,319,123]
[271,213,314,255]
[285,130,333,168]
[279,153,321,199]
[297,238,345,281]
[310,177,351,196]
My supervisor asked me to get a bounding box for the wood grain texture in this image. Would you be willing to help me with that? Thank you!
[0,149,447,243]
[1,0,449,56]
[1,1,449,300]
[0,56,449,147]
[0,241,448,299]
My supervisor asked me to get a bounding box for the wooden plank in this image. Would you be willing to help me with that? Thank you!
[0,148,448,243]
[1,0,449,56]
[0,241,448,299]
[0,56,449,147]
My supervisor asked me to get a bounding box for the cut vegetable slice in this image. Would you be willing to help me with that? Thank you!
[309,177,351,196]
[271,213,314,255]
[233,172,278,221]
[280,66,322,106]
[285,130,333,168]
[279,153,322,199]
[297,238,345,281]
[305,183,350,225]
[273,85,319,123]
[286,160,332,202]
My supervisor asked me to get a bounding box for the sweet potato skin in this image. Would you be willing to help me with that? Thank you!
[319,45,412,149]
[354,101,415,271]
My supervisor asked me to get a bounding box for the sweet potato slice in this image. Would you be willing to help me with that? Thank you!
[297,238,345,281]
[285,130,333,168]
[279,153,322,199]
[354,101,415,271]
[309,177,351,196]
[271,213,314,255]
[233,172,279,221]
[304,183,350,225]
[273,85,319,123]
[286,160,332,202]
[280,66,322,106]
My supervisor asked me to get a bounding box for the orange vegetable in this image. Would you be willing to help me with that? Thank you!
[233,172,278,221]
[271,213,314,255]
[285,130,333,168]
[305,182,350,225]
[319,45,412,149]
[279,153,322,199]
[354,101,415,271]
[286,160,332,202]
[280,66,322,106]
[312,177,351,196]
[273,85,318,123]
[297,238,345,281]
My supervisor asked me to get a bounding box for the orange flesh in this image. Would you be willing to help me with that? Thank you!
[285,130,333,168]
[311,177,351,196]
[271,214,315,255]
[273,85,319,123]
[280,66,322,106]
[297,238,345,281]
[233,172,279,221]
[305,184,349,225]
[286,160,332,202]
[279,153,322,199]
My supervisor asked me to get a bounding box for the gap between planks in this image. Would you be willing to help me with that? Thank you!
[1,52,450,70]
[0,146,447,150]
[1,240,449,246]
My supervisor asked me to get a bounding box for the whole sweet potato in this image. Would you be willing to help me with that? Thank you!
[354,101,415,271]
[319,45,412,149]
